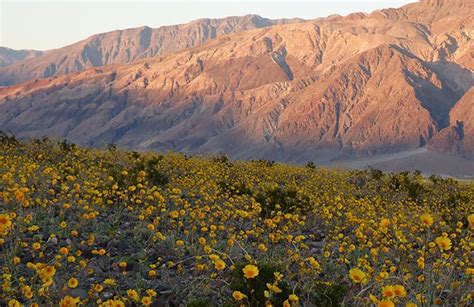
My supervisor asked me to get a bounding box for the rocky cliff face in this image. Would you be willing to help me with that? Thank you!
[428,88,474,158]
[0,15,301,86]
[0,0,472,161]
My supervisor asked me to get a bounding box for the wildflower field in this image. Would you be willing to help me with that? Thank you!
[1,136,473,306]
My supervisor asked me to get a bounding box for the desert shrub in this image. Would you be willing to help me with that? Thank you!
[310,281,348,307]
[0,131,18,145]
[187,298,210,307]
[305,161,317,169]
[250,159,275,167]
[59,139,77,152]
[212,154,233,167]
[218,180,253,196]
[256,186,311,217]
[230,262,291,306]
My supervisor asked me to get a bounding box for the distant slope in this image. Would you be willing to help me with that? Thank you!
[0,47,42,68]
[333,148,474,179]
[0,15,302,86]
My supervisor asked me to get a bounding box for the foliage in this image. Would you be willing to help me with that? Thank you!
[230,262,291,306]
[0,138,473,306]
[310,281,348,307]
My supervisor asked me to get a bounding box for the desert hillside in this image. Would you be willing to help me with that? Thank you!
[0,136,472,305]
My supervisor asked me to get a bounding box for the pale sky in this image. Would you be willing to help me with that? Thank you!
[1,0,415,51]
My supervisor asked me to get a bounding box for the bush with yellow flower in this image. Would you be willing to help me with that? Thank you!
[0,137,472,305]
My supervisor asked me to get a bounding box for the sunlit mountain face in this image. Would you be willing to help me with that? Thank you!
[0,0,472,176]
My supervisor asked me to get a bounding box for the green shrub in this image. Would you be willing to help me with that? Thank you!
[230,262,291,306]
[256,186,311,217]
[187,298,210,307]
[310,281,348,307]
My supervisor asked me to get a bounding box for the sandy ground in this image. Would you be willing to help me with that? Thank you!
[327,148,474,179]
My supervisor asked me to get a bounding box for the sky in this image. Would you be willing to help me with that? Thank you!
[1,0,414,51]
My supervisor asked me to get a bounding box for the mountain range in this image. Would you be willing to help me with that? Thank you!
[0,0,473,175]
[0,15,301,86]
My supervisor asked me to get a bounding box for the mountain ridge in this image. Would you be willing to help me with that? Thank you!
[0,0,473,165]
[0,47,43,68]
[0,14,303,86]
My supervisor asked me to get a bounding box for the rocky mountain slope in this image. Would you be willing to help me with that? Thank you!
[0,0,472,162]
[0,47,42,68]
[0,15,301,86]
[428,87,474,158]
